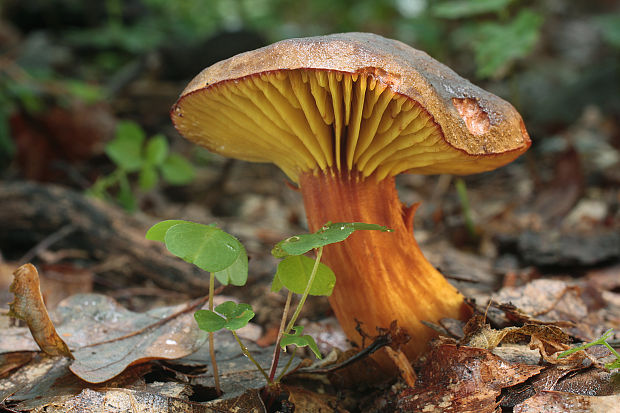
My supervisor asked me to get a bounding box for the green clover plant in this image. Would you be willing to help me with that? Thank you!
[146,219,391,389]
[88,120,195,211]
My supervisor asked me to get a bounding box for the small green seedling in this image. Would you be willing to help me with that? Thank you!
[89,120,195,211]
[146,219,391,389]
[147,219,248,394]
[265,222,391,382]
[557,329,619,370]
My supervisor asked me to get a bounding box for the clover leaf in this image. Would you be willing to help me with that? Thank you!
[271,255,335,296]
[280,326,321,359]
[195,301,255,333]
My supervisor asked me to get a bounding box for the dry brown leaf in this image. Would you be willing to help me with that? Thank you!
[461,314,571,358]
[500,365,578,408]
[398,343,544,413]
[513,391,620,413]
[495,279,588,324]
[287,386,348,412]
[8,264,73,359]
[0,352,35,378]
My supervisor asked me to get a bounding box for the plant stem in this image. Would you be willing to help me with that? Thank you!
[455,178,477,238]
[208,272,221,395]
[275,347,298,383]
[284,246,323,334]
[268,291,293,382]
[232,330,270,381]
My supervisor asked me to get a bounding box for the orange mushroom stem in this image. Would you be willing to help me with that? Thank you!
[300,169,471,358]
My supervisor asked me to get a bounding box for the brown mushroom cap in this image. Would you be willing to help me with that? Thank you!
[172,32,530,182]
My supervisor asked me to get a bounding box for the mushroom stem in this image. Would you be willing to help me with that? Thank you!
[299,169,471,363]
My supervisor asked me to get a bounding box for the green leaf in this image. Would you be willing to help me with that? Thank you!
[105,121,145,171]
[145,134,169,166]
[272,255,335,296]
[145,219,188,242]
[471,9,544,78]
[164,222,242,272]
[194,310,226,332]
[270,273,284,293]
[432,0,514,19]
[214,245,249,286]
[160,153,195,185]
[138,164,158,191]
[281,326,321,359]
[273,222,391,257]
[214,301,255,330]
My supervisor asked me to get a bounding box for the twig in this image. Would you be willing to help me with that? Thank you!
[290,333,391,376]
[19,224,77,264]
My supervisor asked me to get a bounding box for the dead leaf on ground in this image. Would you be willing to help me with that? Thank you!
[461,314,572,361]
[287,386,348,412]
[2,290,208,384]
[30,387,216,413]
[206,389,267,412]
[397,343,544,413]
[62,294,207,383]
[500,365,581,408]
[8,264,73,359]
[513,391,620,413]
[1,356,151,411]
[495,279,588,323]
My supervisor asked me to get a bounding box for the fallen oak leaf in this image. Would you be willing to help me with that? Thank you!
[8,264,73,359]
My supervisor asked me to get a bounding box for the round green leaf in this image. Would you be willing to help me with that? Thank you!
[215,301,255,331]
[194,310,226,332]
[145,220,188,242]
[274,255,335,296]
[145,134,169,166]
[214,246,248,286]
[161,153,195,185]
[164,222,241,272]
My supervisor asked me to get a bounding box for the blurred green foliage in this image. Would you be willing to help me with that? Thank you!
[3,0,550,79]
[87,120,195,211]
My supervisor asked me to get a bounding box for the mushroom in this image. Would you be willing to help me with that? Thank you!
[171,33,531,365]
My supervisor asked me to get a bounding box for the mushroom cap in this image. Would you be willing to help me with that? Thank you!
[172,32,530,182]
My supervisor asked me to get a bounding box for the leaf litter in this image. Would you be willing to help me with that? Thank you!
[1,263,291,411]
